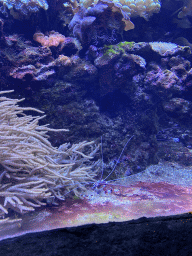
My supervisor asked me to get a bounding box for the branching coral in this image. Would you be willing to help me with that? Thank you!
[0,90,99,221]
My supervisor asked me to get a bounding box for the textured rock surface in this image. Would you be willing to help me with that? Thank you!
[0,213,192,256]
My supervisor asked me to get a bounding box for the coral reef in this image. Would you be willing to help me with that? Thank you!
[69,0,161,47]
[163,98,191,117]
[3,37,192,171]
[69,3,126,48]
[62,55,98,81]
[79,0,161,20]
[0,0,161,21]
[93,43,146,96]
[10,63,56,81]
[0,90,99,221]
[0,0,192,240]
[0,0,48,15]
[38,41,192,168]
[9,54,72,81]
[68,0,161,48]
[0,0,192,181]
[0,33,78,83]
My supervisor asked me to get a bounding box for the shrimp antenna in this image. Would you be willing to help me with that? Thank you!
[99,136,104,182]
[103,135,134,182]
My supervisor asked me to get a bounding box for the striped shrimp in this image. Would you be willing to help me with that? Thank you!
[61,134,135,200]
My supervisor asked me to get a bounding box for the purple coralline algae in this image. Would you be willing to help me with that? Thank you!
[163,98,191,117]
[10,54,72,81]
[2,32,78,82]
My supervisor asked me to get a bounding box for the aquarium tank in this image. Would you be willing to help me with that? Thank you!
[0,0,192,254]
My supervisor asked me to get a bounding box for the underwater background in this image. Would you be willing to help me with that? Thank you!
[0,0,192,249]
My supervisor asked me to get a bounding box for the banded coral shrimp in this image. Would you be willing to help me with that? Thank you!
[90,135,134,191]
[58,134,135,201]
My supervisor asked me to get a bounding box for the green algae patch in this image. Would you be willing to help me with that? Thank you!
[104,45,120,57]
[117,41,135,49]
[104,41,135,57]
[73,195,81,200]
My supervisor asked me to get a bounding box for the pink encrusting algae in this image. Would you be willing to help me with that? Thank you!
[0,161,191,241]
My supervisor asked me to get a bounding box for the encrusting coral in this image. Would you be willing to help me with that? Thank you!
[0,90,99,222]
